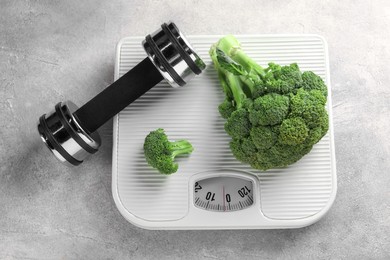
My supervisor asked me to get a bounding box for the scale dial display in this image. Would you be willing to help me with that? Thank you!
[194,176,254,212]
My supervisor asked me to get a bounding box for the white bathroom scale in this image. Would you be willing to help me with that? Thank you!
[112,35,337,230]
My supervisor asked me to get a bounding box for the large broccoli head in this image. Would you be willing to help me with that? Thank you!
[144,128,194,174]
[210,35,329,170]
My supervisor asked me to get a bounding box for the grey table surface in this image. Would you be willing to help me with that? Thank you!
[1,0,389,259]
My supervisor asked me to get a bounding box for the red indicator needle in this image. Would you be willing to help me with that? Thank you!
[223,185,225,212]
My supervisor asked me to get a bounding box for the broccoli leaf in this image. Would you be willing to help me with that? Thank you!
[216,48,247,76]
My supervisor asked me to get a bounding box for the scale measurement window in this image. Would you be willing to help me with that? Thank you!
[194,177,254,212]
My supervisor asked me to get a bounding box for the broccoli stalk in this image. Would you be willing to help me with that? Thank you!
[215,35,266,78]
[170,140,194,158]
[144,129,193,175]
[210,47,249,111]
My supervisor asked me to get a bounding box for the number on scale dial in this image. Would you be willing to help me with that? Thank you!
[194,177,254,212]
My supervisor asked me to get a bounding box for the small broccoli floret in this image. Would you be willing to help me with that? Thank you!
[301,71,328,97]
[250,126,278,150]
[210,35,329,170]
[264,79,291,95]
[278,63,303,89]
[290,88,327,128]
[143,129,193,175]
[224,109,251,139]
[279,117,309,145]
[230,139,247,162]
[252,63,301,97]
[230,137,257,163]
[306,112,329,145]
[218,99,235,119]
[249,93,290,126]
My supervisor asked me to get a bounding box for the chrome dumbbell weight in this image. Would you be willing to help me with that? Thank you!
[37,22,205,165]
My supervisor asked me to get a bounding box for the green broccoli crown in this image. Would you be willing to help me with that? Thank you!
[143,128,194,175]
[210,35,329,170]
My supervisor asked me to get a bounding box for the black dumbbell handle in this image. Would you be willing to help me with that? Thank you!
[73,57,163,134]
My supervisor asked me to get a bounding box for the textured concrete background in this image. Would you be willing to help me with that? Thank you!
[0,0,389,259]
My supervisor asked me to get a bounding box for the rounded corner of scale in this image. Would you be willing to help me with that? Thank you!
[299,184,338,228]
[310,34,328,48]
[111,186,155,230]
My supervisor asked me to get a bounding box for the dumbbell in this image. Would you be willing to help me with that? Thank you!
[37,22,205,166]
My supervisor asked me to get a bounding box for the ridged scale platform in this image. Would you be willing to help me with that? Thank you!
[112,35,337,229]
